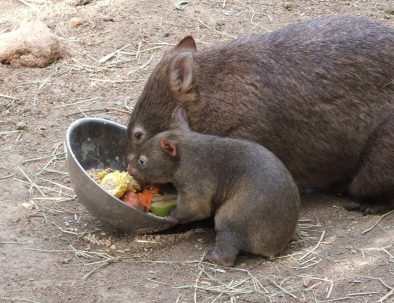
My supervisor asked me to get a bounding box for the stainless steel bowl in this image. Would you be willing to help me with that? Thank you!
[66,117,176,234]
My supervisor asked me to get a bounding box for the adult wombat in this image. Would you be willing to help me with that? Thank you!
[127,16,394,214]
[128,107,300,266]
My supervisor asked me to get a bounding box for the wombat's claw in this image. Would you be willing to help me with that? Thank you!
[345,201,392,215]
[205,249,236,267]
[345,201,363,212]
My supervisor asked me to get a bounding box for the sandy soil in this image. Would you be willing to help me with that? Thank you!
[0,0,393,302]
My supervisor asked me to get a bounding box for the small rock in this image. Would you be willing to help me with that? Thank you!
[164,32,170,37]
[303,278,317,288]
[29,278,34,281]
[102,16,115,22]
[110,244,116,250]
[69,17,86,29]
[61,258,72,264]
[66,0,92,6]
[0,21,62,68]
[384,7,394,15]
[284,1,293,10]
[21,201,36,211]
[16,121,26,130]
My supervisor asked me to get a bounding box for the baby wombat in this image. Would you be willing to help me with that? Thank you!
[127,16,394,214]
[128,107,300,267]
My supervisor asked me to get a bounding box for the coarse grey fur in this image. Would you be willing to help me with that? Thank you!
[127,16,394,214]
[128,107,300,266]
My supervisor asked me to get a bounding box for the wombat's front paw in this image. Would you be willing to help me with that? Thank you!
[166,208,188,224]
[205,249,236,267]
[164,214,179,223]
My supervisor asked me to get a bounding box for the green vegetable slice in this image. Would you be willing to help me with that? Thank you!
[151,199,177,217]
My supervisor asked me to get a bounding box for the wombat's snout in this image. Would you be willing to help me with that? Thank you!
[127,163,137,178]
[126,154,137,176]
[127,163,145,184]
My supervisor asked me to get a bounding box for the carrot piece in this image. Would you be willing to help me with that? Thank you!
[122,191,147,212]
[146,184,162,195]
[137,189,157,211]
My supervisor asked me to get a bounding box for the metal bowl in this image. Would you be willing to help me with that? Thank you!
[66,117,176,234]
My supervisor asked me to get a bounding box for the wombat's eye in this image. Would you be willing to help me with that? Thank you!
[138,157,145,166]
[133,127,145,143]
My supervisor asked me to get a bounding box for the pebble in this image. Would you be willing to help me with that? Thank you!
[69,18,85,29]
[110,244,116,250]
[16,121,26,130]
[102,16,115,22]
[66,0,92,6]
[303,278,317,288]
[384,7,394,15]
[284,1,293,10]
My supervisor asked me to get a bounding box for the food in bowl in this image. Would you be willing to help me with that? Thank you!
[89,169,177,217]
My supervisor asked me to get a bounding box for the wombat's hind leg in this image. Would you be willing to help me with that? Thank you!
[205,230,241,267]
[347,114,394,214]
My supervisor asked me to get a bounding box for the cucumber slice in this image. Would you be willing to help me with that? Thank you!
[151,194,178,202]
[151,199,177,217]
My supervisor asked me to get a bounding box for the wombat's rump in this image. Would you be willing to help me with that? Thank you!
[127,16,394,214]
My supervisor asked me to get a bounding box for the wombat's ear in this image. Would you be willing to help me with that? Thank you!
[160,138,177,157]
[175,36,197,51]
[169,52,196,99]
[170,106,190,129]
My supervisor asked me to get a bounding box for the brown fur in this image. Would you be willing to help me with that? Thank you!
[128,107,300,266]
[127,16,394,214]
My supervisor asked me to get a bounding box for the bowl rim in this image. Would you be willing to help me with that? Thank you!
[66,117,174,222]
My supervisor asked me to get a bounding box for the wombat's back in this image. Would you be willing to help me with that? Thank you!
[192,16,394,190]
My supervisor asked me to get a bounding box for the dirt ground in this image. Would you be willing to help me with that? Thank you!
[1,0,394,302]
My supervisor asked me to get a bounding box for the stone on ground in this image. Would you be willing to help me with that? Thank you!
[0,21,62,68]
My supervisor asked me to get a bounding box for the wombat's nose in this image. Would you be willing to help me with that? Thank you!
[127,164,144,184]
[127,163,135,176]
